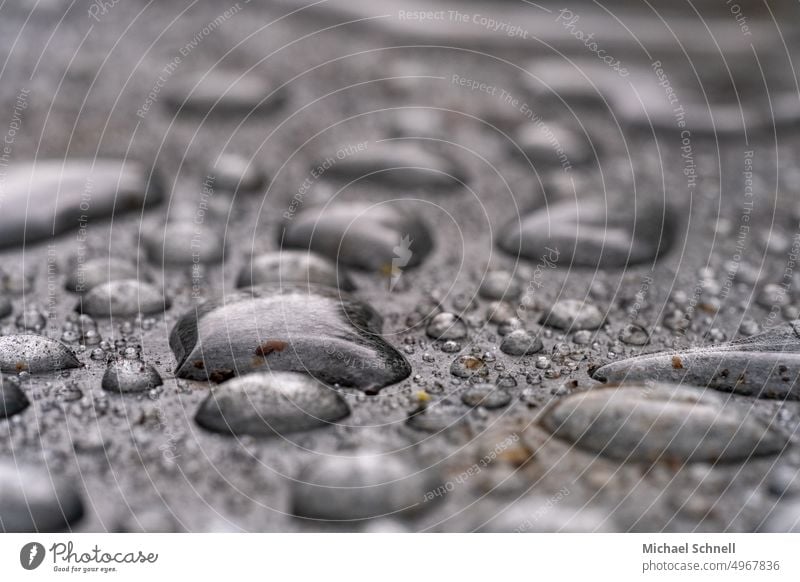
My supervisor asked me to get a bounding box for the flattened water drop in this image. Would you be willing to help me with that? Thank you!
[541,384,789,463]
[292,452,435,520]
[281,201,433,273]
[321,141,465,189]
[170,284,410,392]
[0,460,84,531]
[499,199,677,269]
[542,299,604,331]
[195,372,350,436]
[0,376,29,419]
[593,320,800,400]
[78,280,169,318]
[102,359,163,394]
[0,160,161,248]
[0,335,80,374]
[65,258,144,294]
[164,71,286,117]
[237,251,355,291]
[500,329,544,355]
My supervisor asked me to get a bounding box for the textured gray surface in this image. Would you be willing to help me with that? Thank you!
[1,0,800,533]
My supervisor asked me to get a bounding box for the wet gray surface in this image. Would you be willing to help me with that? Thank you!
[1,0,800,532]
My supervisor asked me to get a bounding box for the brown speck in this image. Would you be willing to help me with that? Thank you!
[671,356,683,370]
[15,362,27,372]
[465,357,483,370]
[498,445,533,467]
[192,360,205,370]
[254,340,287,357]
[209,369,235,383]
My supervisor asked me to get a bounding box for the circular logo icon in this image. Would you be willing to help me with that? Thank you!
[20,542,45,570]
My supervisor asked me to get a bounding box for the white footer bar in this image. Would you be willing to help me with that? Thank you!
[1,533,797,581]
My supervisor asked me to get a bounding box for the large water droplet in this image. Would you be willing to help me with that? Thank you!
[0,460,84,531]
[65,257,144,294]
[461,384,511,409]
[593,320,800,400]
[78,280,169,318]
[499,199,677,269]
[541,384,789,463]
[320,141,465,189]
[292,452,435,520]
[210,154,268,194]
[425,313,467,340]
[0,335,80,374]
[102,359,163,394]
[170,284,410,392]
[500,329,544,356]
[164,71,286,117]
[281,201,433,273]
[0,376,29,418]
[237,251,355,291]
[0,296,12,319]
[514,122,593,169]
[542,299,604,331]
[144,222,224,266]
[0,160,161,248]
[195,372,350,436]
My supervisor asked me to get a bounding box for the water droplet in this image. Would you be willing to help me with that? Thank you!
[486,301,517,324]
[0,160,161,248]
[164,71,286,117]
[0,296,11,319]
[210,154,268,193]
[541,384,789,463]
[82,329,102,346]
[515,122,593,168]
[78,280,169,317]
[758,283,791,308]
[237,251,354,291]
[60,330,80,343]
[535,356,551,369]
[499,199,676,268]
[65,257,143,294]
[406,403,464,433]
[426,312,467,340]
[572,330,593,344]
[170,284,410,392]
[281,201,433,273]
[500,329,544,356]
[479,271,521,301]
[55,382,83,402]
[0,376,29,418]
[195,372,350,436]
[450,355,488,379]
[542,299,604,331]
[739,319,761,337]
[594,320,800,400]
[145,222,224,266]
[461,384,511,409]
[497,318,524,336]
[15,307,46,331]
[441,340,461,353]
[618,323,650,345]
[320,141,465,189]
[0,459,84,531]
[102,358,163,394]
[292,452,435,520]
[0,335,80,374]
